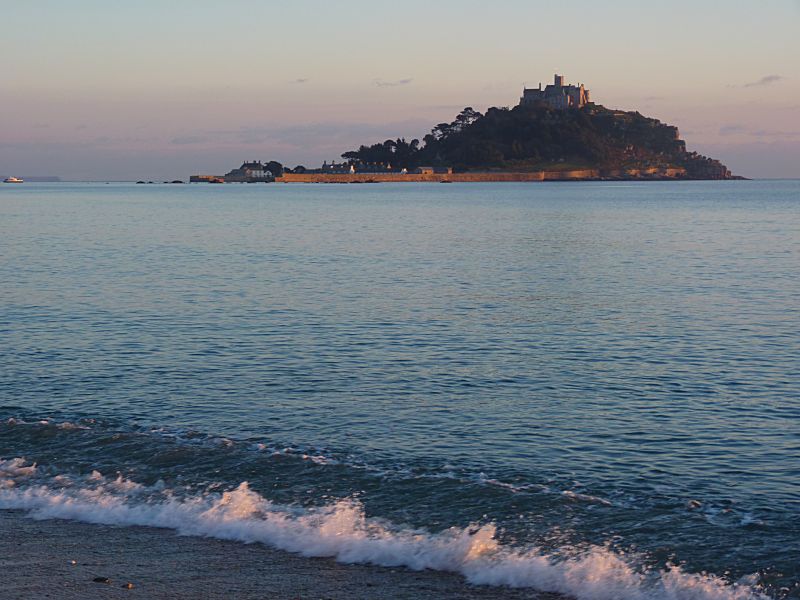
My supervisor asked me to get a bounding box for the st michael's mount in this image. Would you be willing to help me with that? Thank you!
[189,74,741,183]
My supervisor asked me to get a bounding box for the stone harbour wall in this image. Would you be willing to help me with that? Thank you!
[278,172,570,183]
[275,167,686,184]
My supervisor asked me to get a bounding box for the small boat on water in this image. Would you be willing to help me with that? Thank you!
[3,177,23,183]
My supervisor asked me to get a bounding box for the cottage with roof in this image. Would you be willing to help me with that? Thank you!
[224,161,273,182]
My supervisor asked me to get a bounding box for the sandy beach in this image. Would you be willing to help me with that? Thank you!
[0,510,557,600]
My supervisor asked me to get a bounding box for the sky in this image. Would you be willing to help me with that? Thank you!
[1,0,799,180]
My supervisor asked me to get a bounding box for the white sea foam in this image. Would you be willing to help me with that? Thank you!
[0,457,38,479]
[0,458,767,600]
[4,417,90,431]
[268,447,341,466]
[561,490,614,507]
[56,421,90,430]
[473,473,543,493]
[1,419,631,512]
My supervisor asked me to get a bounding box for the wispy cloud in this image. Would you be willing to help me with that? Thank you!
[425,104,468,111]
[717,124,800,139]
[93,135,158,145]
[741,74,784,88]
[719,125,747,136]
[169,119,433,154]
[374,78,413,88]
[751,129,800,139]
[290,78,309,84]
[171,134,212,145]
[219,120,430,144]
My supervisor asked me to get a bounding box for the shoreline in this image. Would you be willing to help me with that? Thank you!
[0,509,557,600]
[273,168,741,184]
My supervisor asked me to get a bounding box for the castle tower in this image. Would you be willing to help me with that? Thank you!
[554,74,565,87]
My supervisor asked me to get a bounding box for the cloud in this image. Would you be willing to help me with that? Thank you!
[92,135,158,145]
[374,78,413,87]
[218,120,431,145]
[290,78,309,84]
[169,119,434,158]
[750,129,800,139]
[741,75,784,88]
[425,104,469,111]
[171,135,211,145]
[719,125,747,136]
[717,124,800,139]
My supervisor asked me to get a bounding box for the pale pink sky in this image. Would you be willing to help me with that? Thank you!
[1,0,798,179]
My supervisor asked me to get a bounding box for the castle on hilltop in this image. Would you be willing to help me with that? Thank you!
[520,74,591,110]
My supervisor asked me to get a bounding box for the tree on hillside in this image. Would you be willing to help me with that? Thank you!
[340,102,703,173]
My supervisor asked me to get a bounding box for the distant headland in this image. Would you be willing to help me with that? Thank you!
[190,75,741,183]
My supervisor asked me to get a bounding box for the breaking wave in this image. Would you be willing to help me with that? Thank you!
[0,458,767,600]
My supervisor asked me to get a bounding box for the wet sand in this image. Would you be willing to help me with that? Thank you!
[0,510,558,599]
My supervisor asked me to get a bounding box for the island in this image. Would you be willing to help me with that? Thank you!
[191,75,739,184]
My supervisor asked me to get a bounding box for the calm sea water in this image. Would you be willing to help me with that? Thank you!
[2,181,799,598]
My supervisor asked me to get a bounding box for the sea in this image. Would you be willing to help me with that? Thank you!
[1,181,798,599]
